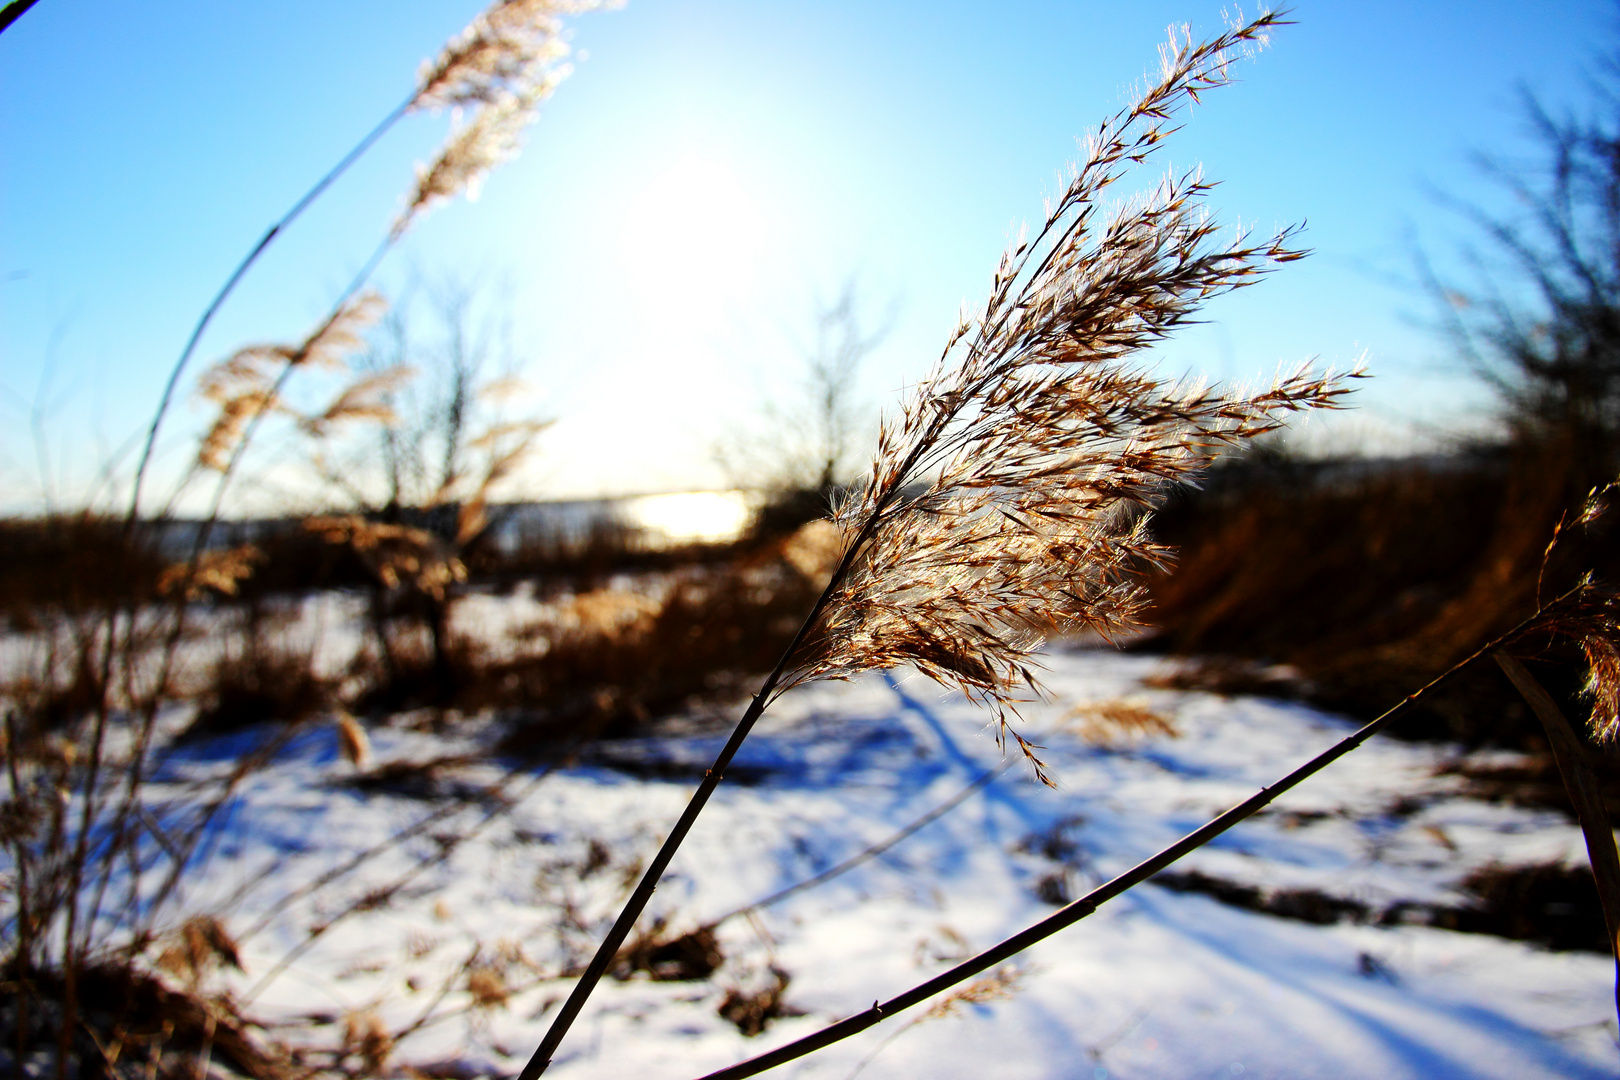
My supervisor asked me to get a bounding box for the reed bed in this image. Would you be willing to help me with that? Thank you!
[1,2,615,1076]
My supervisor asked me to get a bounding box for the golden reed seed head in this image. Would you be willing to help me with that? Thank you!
[304,515,468,599]
[399,1,618,236]
[157,544,264,601]
[336,713,371,768]
[772,10,1353,785]
[194,293,388,471]
[299,366,412,439]
[1521,480,1620,743]
[393,86,546,238]
[413,0,613,113]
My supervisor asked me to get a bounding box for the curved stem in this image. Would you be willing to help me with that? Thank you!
[125,93,415,525]
[688,597,1566,1080]
[518,506,894,1079]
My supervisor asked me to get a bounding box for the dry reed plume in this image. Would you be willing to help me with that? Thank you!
[194,292,389,473]
[414,0,613,112]
[394,84,546,238]
[772,9,1349,782]
[305,515,467,599]
[1526,480,1620,743]
[1,4,616,1074]
[130,0,614,519]
[523,10,1352,1076]
[396,0,618,238]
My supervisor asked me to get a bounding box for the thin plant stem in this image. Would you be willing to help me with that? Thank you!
[238,738,573,1006]
[0,0,41,37]
[183,230,394,548]
[75,112,409,976]
[97,235,399,935]
[4,709,35,1073]
[517,503,897,1079]
[686,596,1570,1080]
[56,614,118,1080]
[125,94,414,526]
[840,1011,923,1080]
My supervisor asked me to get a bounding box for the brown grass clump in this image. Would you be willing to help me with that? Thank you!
[341,1009,394,1074]
[306,516,466,599]
[1144,451,1620,748]
[717,968,798,1037]
[2,958,288,1080]
[493,537,827,750]
[154,916,244,988]
[611,924,725,983]
[1062,698,1178,744]
[0,515,165,626]
[465,966,510,1009]
[187,635,333,739]
[157,543,265,602]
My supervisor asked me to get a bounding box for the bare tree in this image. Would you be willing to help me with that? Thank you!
[1423,57,1620,485]
[718,282,893,534]
[308,275,548,700]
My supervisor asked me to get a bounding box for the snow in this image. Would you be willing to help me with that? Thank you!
[142,646,1617,1079]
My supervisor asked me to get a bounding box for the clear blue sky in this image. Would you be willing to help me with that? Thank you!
[1,1,1613,511]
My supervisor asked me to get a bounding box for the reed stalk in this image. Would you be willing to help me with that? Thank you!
[125,0,605,525]
[518,10,1357,1076]
[123,96,413,529]
[691,587,1597,1080]
[0,0,41,38]
[7,8,616,1075]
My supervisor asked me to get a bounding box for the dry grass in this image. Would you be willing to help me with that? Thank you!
[185,615,335,740]
[1,0,615,1074]
[0,515,165,628]
[1143,449,1620,748]
[523,11,1361,1071]
[489,529,831,752]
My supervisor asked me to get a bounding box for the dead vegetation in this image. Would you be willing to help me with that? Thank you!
[1151,862,1610,954]
[716,968,800,1037]
[11,5,1620,1078]
[0,2,620,1076]
[1142,449,1620,754]
[486,535,830,752]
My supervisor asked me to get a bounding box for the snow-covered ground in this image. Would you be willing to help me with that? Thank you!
[154,646,1617,1080]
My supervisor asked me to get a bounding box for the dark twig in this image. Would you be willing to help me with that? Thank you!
[124,96,414,527]
[518,13,1329,1075]
[518,510,891,1078]
[689,600,1569,1080]
[1494,652,1620,1025]
[0,0,40,36]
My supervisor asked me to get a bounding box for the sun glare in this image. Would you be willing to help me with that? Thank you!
[617,151,769,310]
[623,490,752,543]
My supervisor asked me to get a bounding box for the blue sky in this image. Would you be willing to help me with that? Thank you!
[1,1,1613,511]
